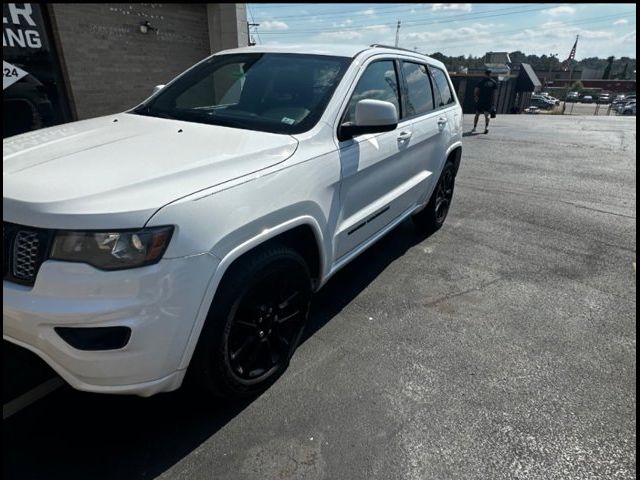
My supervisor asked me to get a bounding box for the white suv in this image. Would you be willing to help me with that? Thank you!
[3,44,463,398]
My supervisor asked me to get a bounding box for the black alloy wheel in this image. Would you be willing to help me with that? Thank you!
[190,246,312,398]
[412,159,456,232]
[434,166,455,225]
[227,268,308,383]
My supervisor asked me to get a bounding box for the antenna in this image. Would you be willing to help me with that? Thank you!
[395,20,401,47]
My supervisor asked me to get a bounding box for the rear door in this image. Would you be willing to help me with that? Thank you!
[396,59,448,207]
[429,65,460,137]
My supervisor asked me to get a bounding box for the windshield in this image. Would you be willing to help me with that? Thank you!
[131,53,352,135]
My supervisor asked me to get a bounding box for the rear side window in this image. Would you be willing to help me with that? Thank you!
[402,62,434,117]
[343,60,400,123]
[430,67,455,107]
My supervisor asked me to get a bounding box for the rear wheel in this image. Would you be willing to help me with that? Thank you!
[412,160,456,233]
[190,246,312,399]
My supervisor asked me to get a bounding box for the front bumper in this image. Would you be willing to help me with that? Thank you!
[3,253,218,396]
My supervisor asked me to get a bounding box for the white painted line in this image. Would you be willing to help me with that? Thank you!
[3,377,64,420]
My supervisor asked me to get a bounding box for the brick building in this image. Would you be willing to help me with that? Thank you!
[3,3,247,138]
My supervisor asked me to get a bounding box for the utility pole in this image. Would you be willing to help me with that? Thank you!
[547,53,557,87]
[247,22,259,46]
[395,20,401,47]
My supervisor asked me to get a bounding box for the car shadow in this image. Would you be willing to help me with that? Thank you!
[3,218,435,480]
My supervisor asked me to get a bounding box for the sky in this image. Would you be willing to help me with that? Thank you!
[246,3,637,59]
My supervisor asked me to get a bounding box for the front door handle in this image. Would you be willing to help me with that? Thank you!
[397,131,413,141]
[437,117,448,126]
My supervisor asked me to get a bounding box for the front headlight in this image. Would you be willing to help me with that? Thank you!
[50,226,174,270]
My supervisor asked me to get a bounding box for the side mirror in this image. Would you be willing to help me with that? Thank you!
[152,84,165,94]
[338,99,398,141]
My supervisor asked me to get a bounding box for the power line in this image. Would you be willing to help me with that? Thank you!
[250,3,311,9]
[261,5,550,33]
[255,3,555,22]
[247,4,262,45]
[258,8,635,37]
[418,13,636,54]
[257,5,561,34]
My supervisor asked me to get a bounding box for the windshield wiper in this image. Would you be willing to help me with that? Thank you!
[185,111,248,129]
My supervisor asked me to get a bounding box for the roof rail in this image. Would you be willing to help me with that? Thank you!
[369,44,425,55]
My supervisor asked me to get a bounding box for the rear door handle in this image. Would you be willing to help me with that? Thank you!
[437,117,448,126]
[397,131,413,141]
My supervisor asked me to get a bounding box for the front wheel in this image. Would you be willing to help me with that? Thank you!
[190,246,312,399]
[412,160,456,233]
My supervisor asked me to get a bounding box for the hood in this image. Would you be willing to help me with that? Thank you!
[3,113,298,229]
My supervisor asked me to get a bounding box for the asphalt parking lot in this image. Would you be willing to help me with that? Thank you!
[4,114,636,480]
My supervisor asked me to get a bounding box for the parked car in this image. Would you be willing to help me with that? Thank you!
[530,97,555,110]
[611,95,628,110]
[538,92,560,105]
[597,93,611,104]
[524,106,540,114]
[621,102,636,116]
[3,44,463,398]
[616,96,636,113]
[581,95,594,103]
[565,91,580,102]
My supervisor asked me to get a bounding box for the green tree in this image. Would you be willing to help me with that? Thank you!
[570,80,584,92]
[602,56,614,79]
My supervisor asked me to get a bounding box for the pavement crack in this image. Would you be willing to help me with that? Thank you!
[423,277,502,307]
[459,181,636,220]
[557,200,636,219]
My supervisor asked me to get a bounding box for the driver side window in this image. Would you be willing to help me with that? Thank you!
[175,63,246,109]
[343,61,400,123]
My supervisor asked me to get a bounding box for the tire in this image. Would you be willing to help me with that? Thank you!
[189,245,312,399]
[412,159,456,233]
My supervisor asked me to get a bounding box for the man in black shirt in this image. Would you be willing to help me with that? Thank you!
[471,70,498,134]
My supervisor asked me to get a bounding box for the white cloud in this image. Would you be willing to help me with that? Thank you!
[613,19,629,25]
[332,19,353,28]
[260,20,289,31]
[406,25,491,44]
[432,4,472,13]
[359,9,376,16]
[470,23,497,30]
[543,6,576,16]
[509,23,613,42]
[317,30,363,40]
[364,24,391,32]
[620,31,636,43]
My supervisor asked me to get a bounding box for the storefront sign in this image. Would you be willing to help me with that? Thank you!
[3,60,29,90]
[3,3,71,137]
[3,3,42,49]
